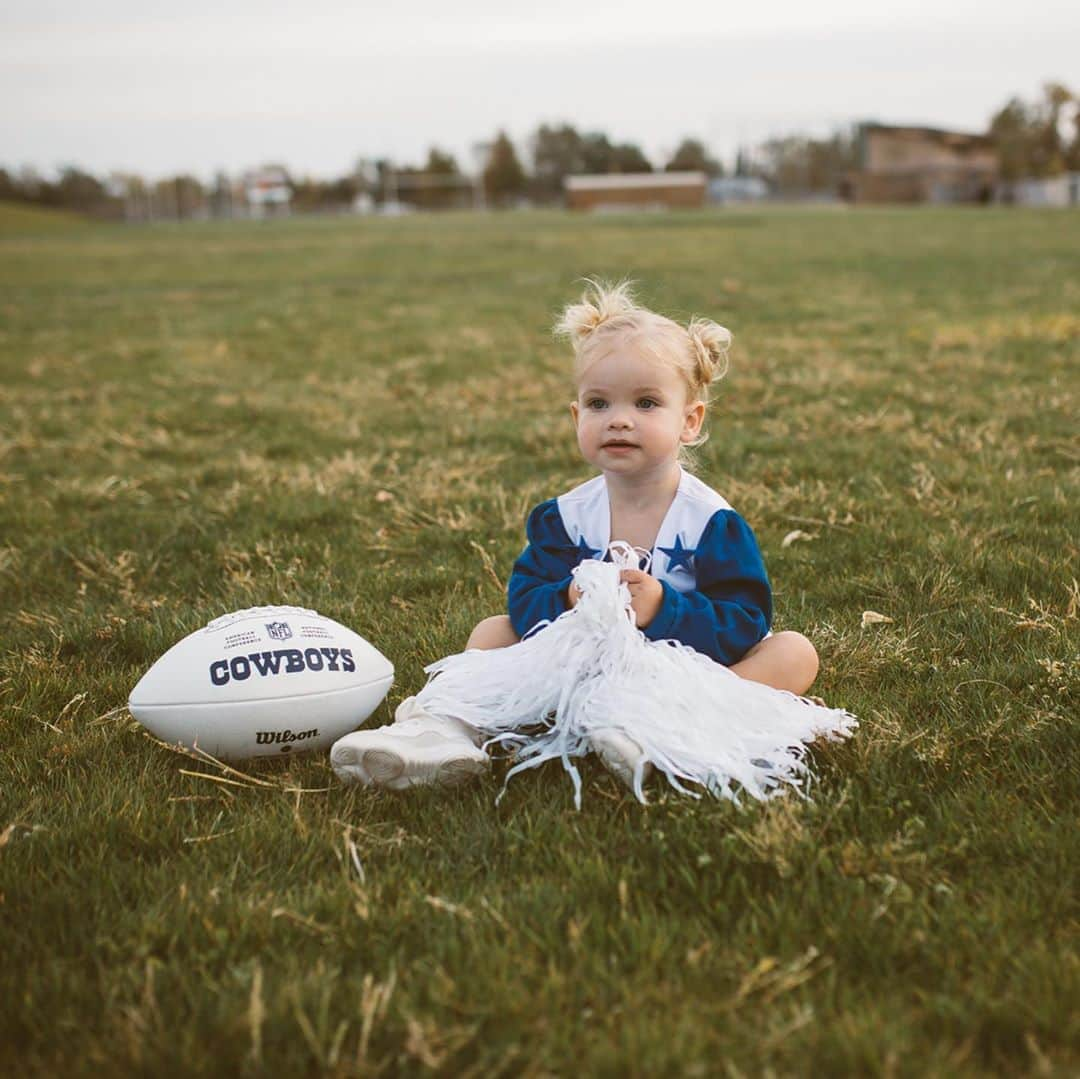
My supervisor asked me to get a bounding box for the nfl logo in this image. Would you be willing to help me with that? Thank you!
[265,621,292,641]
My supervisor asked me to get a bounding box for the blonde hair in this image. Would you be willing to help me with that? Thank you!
[553,279,731,448]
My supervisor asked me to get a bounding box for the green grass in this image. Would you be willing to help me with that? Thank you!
[0,199,97,235]
[1,205,1077,1076]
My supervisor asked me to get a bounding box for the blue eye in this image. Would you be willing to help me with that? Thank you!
[637,398,658,410]
[586,399,607,410]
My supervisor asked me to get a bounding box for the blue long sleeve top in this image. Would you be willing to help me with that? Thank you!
[507,469,772,666]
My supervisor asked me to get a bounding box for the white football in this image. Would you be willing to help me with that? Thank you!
[129,605,394,760]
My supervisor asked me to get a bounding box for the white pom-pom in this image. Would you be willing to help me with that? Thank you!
[416,543,856,808]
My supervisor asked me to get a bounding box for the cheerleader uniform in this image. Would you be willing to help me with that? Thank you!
[508,468,772,665]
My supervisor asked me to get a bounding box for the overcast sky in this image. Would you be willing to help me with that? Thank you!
[3,0,1077,179]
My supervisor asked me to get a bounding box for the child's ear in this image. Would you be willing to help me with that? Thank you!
[682,401,705,442]
[570,401,580,428]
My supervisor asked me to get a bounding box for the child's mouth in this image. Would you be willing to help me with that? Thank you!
[602,441,637,450]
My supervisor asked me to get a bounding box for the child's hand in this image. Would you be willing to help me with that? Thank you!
[619,569,664,628]
[567,582,582,608]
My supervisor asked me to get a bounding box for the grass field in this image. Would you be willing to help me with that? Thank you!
[1,202,1077,1076]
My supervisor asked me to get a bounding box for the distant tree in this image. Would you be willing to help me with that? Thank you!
[210,171,233,218]
[374,159,396,203]
[531,123,585,202]
[425,147,460,175]
[1068,101,1080,171]
[152,177,179,219]
[665,138,723,176]
[1040,82,1073,175]
[733,148,752,178]
[173,175,206,219]
[0,164,125,217]
[17,166,45,199]
[53,166,106,212]
[289,175,320,212]
[290,172,358,212]
[146,174,205,220]
[578,132,652,174]
[109,172,152,221]
[990,82,1076,179]
[755,129,857,195]
[611,142,652,172]
[990,97,1035,182]
[325,174,360,204]
[483,131,527,207]
[581,132,616,173]
[387,149,469,211]
[757,137,805,192]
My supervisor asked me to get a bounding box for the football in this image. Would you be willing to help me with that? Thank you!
[128,605,394,760]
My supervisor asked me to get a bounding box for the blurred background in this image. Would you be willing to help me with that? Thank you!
[3,7,1079,1075]
[3,0,1078,218]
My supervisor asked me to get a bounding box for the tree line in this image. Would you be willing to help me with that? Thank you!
[2,82,1076,219]
[0,129,732,219]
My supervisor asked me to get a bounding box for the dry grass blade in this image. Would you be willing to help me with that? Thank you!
[248,963,264,1068]
[187,744,281,788]
[344,833,366,883]
[424,895,474,921]
[1065,578,1079,621]
[762,1005,815,1051]
[479,897,512,933]
[271,908,332,935]
[178,768,254,790]
[468,540,505,592]
[182,828,238,844]
[861,610,894,626]
[54,692,87,726]
[732,947,830,1007]
[142,733,281,788]
[357,969,396,1066]
[90,704,129,727]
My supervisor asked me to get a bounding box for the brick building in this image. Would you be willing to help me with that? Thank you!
[564,172,707,211]
[848,124,997,204]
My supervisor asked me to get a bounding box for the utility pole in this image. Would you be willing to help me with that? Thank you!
[471,142,492,210]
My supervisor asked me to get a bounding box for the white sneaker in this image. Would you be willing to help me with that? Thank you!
[330,696,489,790]
[590,728,653,794]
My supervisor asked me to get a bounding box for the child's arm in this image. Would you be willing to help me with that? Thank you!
[507,501,579,638]
[639,511,772,666]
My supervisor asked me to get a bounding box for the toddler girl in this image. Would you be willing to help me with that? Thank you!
[332,280,820,791]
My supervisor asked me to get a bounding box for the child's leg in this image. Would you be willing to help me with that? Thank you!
[728,631,819,696]
[466,615,520,650]
[332,616,520,790]
[463,615,651,793]
[466,619,817,691]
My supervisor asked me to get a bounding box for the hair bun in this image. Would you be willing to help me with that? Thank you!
[686,317,732,385]
[553,278,637,343]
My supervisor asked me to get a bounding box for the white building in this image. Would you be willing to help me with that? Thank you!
[999,173,1080,207]
[242,167,291,218]
[708,176,769,204]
